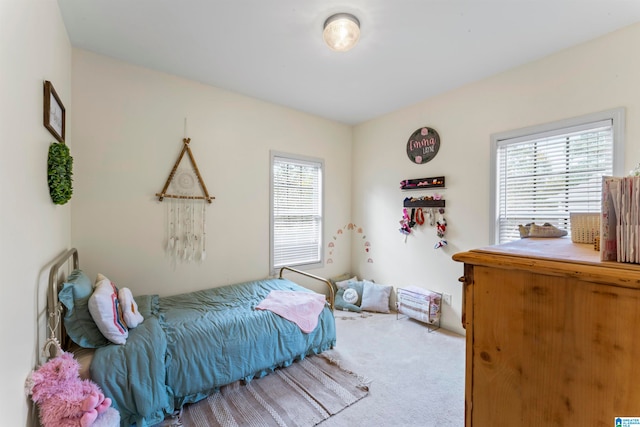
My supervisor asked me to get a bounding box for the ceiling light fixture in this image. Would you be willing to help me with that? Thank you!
[323,13,360,52]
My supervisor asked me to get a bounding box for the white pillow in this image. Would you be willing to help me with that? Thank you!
[118,287,144,328]
[335,276,358,289]
[89,274,128,344]
[94,272,110,287]
[360,280,393,313]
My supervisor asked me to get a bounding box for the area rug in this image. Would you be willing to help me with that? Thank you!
[173,355,369,427]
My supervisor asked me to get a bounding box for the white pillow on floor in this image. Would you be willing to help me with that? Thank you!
[360,280,392,313]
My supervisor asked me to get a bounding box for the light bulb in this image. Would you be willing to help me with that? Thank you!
[323,13,360,52]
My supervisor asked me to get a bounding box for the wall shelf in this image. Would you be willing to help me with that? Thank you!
[404,199,445,208]
[401,175,446,208]
[402,187,447,192]
[400,176,445,191]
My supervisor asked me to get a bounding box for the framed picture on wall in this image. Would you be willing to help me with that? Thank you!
[43,80,65,142]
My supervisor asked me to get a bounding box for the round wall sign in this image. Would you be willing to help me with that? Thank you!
[406,127,440,164]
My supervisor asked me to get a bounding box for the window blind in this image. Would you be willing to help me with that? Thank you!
[496,119,613,244]
[271,154,323,269]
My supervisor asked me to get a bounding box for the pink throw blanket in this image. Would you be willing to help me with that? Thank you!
[255,290,327,333]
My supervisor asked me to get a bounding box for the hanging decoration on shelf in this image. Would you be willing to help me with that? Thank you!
[398,174,449,246]
[434,208,447,249]
[406,127,440,164]
[156,119,214,264]
[399,208,412,238]
[398,199,450,248]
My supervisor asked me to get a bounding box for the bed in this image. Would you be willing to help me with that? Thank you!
[46,248,337,427]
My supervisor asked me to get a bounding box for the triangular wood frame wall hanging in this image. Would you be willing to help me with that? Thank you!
[156,138,214,203]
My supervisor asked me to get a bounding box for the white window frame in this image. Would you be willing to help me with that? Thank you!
[490,108,625,245]
[270,151,324,275]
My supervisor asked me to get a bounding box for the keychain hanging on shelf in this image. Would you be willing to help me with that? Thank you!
[408,208,416,228]
[399,208,412,242]
[436,218,446,238]
[434,208,448,249]
[427,208,435,226]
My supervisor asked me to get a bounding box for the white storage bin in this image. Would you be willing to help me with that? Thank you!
[570,212,600,244]
[396,286,441,331]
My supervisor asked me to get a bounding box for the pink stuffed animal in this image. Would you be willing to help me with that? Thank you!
[27,351,112,427]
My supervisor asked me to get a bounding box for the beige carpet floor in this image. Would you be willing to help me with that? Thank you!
[320,311,465,426]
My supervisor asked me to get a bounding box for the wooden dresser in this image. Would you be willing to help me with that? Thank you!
[453,238,640,426]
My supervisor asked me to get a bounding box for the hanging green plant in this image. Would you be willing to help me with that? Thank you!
[47,142,73,205]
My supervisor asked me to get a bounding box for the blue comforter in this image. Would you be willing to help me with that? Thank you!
[90,278,336,427]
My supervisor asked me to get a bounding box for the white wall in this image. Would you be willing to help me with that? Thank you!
[70,50,353,298]
[0,1,72,425]
[352,22,640,335]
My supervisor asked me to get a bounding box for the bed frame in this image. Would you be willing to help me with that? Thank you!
[46,248,335,357]
[279,265,335,310]
[45,248,79,357]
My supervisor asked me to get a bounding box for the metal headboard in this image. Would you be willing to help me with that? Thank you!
[45,248,79,358]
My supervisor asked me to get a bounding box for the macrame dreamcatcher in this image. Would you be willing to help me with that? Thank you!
[166,167,208,262]
[156,135,214,264]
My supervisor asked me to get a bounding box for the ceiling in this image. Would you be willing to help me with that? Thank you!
[57,0,640,125]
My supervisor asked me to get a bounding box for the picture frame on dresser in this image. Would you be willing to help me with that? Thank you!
[43,80,65,142]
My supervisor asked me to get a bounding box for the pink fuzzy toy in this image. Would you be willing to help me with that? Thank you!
[26,351,112,427]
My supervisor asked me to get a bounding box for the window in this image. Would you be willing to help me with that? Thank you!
[270,152,323,273]
[491,109,624,244]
